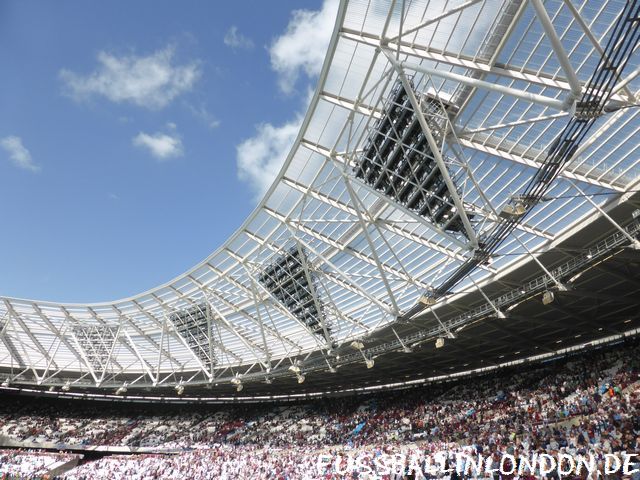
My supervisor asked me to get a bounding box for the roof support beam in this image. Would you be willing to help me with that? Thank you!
[282,176,472,262]
[530,0,582,106]
[339,29,630,104]
[301,139,472,250]
[203,263,304,351]
[402,60,566,111]
[166,288,242,368]
[4,301,54,376]
[126,302,186,371]
[264,206,431,292]
[32,305,84,371]
[456,137,625,191]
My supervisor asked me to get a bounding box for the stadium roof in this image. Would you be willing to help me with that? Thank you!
[1,0,639,395]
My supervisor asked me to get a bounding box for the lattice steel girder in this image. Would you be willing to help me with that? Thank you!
[243,228,393,323]
[382,50,479,245]
[264,206,432,293]
[457,137,625,192]
[168,303,217,371]
[124,302,186,370]
[202,263,304,351]
[339,30,630,105]
[255,246,327,337]
[121,330,156,383]
[226,248,329,351]
[300,139,473,250]
[32,304,83,370]
[150,294,213,379]
[85,307,124,371]
[292,141,551,242]
[165,284,253,364]
[353,79,472,237]
[282,176,474,260]
[181,280,256,363]
[3,300,55,373]
[0,332,27,370]
[245,290,272,370]
[70,324,119,384]
[293,242,334,344]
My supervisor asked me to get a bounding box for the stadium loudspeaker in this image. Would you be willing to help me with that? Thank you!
[542,290,555,305]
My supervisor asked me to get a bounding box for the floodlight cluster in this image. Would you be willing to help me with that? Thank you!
[169,304,216,371]
[258,246,327,338]
[354,80,470,236]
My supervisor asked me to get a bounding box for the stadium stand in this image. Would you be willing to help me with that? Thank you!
[1,0,639,478]
[0,337,637,478]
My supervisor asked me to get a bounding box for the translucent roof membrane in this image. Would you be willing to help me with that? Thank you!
[1,0,638,389]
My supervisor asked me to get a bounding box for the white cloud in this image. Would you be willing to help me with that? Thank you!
[60,46,200,109]
[0,136,40,172]
[236,115,303,199]
[236,0,338,198]
[185,103,221,130]
[269,0,339,93]
[224,26,254,50]
[133,130,184,161]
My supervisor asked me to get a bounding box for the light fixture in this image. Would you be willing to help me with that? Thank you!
[402,346,413,354]
[116,384,128,395]
[418,294,436,306]
[328,366,337,373]
[264,377,272,384]
[435,337,445,349]
[230,376,242,385]
[350,340,364,350]
[365,358,374,369]
[236,383,244,392]
[542,290,555,305]
[175,384,184,395]
[288,364,301,374]
[499,202,526,219]
[296,374,305,384]
[48,386,55,392]
[1,379,9,388]
[61,381,71,392]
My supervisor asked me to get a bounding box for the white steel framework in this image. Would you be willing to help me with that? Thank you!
[1,0,639,391]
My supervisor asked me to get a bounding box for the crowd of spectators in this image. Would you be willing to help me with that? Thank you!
[0,449,76,479]
[0,338,636,478]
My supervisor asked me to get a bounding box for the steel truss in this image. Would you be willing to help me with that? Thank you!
[0,0,639,392]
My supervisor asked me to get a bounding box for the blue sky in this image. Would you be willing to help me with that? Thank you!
[0,0,338,302]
